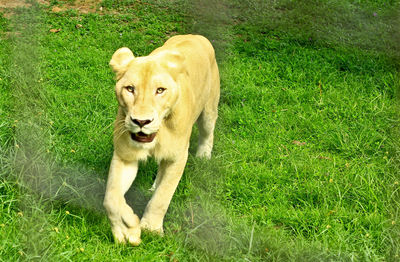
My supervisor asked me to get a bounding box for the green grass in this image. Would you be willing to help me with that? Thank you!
[1,0,400,261]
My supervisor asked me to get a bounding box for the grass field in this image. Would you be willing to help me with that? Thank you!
[1,0,400,261]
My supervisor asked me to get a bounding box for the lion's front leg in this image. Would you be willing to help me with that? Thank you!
[140,153,188,234]
[103,153,141,246]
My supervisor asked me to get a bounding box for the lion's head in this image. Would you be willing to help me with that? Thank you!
[110,47,184,145]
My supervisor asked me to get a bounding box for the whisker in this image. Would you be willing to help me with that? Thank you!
[112,117,132,142]
[113,125,129,142]
[114,119,126,127]
[115,119,126,124]
[115,130,129,142]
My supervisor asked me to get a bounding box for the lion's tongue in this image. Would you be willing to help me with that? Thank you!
[131,132,156,143]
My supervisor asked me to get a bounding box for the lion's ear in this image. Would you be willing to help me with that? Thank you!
[162,51,185,79]
[109,47,135,80]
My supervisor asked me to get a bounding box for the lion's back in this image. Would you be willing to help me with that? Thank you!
[161,35,216,66]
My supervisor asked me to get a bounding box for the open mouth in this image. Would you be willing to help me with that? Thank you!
[130,132,157,143]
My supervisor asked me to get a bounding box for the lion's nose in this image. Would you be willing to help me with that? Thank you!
[131,117,152,128]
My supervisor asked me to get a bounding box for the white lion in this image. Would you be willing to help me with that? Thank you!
[103,35,220,246]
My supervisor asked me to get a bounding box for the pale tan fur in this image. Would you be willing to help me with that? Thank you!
[103,35,220,246]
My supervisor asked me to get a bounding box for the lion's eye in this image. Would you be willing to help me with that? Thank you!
[125,86,135,93]
[156,87,166,94]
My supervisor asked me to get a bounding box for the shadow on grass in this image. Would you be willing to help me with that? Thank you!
[162,0,400,63]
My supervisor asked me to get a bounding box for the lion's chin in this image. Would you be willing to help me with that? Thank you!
[130,132,157,143]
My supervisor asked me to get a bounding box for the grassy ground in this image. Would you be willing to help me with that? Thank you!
[1,0,400,261]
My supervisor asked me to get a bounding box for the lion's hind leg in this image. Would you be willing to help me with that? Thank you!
[196,96,218,159]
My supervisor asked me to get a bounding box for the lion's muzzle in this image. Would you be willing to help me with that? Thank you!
[130,132,157,143]
[131,117,153,128]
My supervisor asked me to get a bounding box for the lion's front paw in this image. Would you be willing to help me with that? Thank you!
[140,217,164,236]
[105,200,142,246]
[111,222,141,246]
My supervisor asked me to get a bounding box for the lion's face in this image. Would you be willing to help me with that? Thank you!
[110,48,183,145]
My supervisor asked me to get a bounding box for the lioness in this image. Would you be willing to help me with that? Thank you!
[103,35,220,246]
